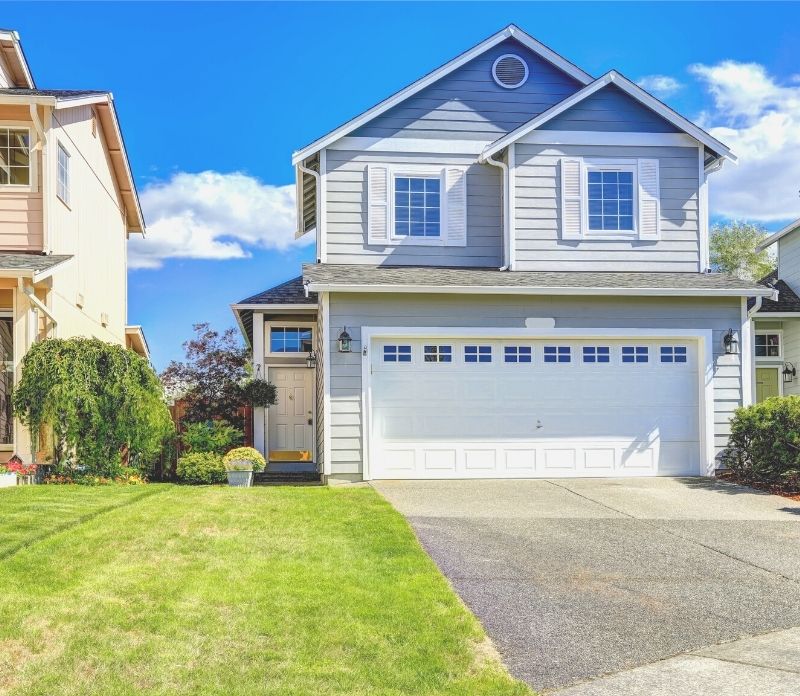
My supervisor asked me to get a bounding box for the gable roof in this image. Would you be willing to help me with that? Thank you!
[291,24,593,165]
[756,217,800,252]
[479,70,736,163]
[235,275,317,306]
[0,30,34,88]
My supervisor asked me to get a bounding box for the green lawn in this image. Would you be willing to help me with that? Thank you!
[0,485,531,696]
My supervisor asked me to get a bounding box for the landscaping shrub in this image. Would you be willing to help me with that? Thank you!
[223,447,266,472]
[176,452,227,485]
[181,420,243,455]
[722,396,800,484]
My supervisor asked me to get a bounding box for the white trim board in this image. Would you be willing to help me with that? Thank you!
[292,24,593,165]
[756,217,800,251]
[360,326,717,480]
[329,137,490,155]
[518,131,698,148]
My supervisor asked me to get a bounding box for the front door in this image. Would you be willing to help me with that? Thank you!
[756,367,780,402]
[268,367,314,457]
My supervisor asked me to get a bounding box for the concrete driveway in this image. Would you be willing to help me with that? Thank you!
[373,478,800,693]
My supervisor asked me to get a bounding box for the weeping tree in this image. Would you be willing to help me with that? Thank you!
[12,338,174,476]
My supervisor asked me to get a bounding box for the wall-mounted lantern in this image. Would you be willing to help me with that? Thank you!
[338,327,352,353]
[306,351,317,369]
[722,329,739,355]
[783,362,796,384]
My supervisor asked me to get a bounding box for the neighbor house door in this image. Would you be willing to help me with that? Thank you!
[755,367,780,402]
[268,367,314,456]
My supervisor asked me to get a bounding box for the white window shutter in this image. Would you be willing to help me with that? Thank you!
[367,165,389,244]
[637,158,660,240]
[445,167,467,247]
[560,158,582,240]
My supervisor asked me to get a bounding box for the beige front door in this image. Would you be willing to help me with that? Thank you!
[268,367,314,455]
[756,367,780,402]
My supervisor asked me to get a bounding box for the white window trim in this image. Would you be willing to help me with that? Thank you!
[389,166,447,246]
[56,141,70,207]
[0,123,36,193]
[754,330,782,361]
[264,320,315,358]
[582,158,638,239]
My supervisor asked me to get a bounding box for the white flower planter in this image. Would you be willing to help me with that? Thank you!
[0,472,17,488]
[226,470,253,487]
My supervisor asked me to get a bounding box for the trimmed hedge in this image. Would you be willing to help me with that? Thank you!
[176,453,227,485]
[722,396,800,484]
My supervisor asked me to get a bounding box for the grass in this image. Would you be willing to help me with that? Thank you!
[0,485,532,696]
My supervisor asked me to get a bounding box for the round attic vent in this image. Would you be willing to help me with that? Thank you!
[492,54,528,89]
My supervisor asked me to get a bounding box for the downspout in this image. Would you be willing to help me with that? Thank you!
[298,161,321,262]
[483,153,510,270]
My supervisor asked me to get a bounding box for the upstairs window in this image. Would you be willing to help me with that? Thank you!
[270,327,313,353]
[587,168,634,232]
[0,128,30,186]
[57,143,70,205]
[755,333,781,358]
[394,176,440,239]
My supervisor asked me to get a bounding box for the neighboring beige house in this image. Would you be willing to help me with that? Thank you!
[0,29,147,462]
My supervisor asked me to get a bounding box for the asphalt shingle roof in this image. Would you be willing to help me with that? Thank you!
[0,88,106,98]
[0,253,72,273]
[749,270,800,313]
[238,276,317,305]
[303,264,771,295]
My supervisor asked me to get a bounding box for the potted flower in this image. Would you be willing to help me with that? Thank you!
[222,447,266,488]
[5,456,36,486]
[0,463,15,488]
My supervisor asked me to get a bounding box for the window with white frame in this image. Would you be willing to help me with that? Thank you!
[270,327,313,353]
[587,166,635,232]
[383,345,411,363]
[583,346,610,363]
[504,346,532,363]
[755,333,781,358]
[622,346,648,363]
[57,143,70,204]
[423,345,452,363]
[543,346,571,363]
[660,346,687,363]
[464,345,491,363]
[394,176,441,239]
[0,128,30,186]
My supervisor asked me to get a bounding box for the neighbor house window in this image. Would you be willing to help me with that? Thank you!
[660,346,687,363]
[0,128,30,186]
[583,346,610,363]
[622,346,648,363]
[57,143,70,204]
[270,327,313,353]
[543,346,571,363]
[423,345,452,363]
[504,346,532,363]
[394,176,440,238]
[464,345,491,363]
[587,168,634,232]
[755,333,781,358]
[383,345,411,363]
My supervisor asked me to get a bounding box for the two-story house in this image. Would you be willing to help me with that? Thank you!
[233,25,771,483]
[0,29,147,463]
[749,218,800,401]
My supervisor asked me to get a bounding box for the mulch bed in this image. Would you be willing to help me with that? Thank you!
[717,470,800,501]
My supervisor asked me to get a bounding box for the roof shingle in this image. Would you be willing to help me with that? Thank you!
[237,276,316,305]
[749,270,800,313]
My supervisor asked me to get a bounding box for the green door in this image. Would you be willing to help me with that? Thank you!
[756,368,780,402]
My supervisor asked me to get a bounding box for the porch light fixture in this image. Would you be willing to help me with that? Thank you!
[783,362,796,384]
[338,327,352,353]
[306,350,317,369]
[722,329,739,355]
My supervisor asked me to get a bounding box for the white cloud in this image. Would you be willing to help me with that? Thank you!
[690,61,800,221]
[636,74,683,98]
[129,171,308,269]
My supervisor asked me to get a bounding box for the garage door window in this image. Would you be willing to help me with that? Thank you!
[622,346,648,363]
[544,346,571,363]
[464,345,491,363]
[660,346,687,363]
[384,345,412,362]
[424,345,452,363]
[583,346,610,363]
[504,346,532,363]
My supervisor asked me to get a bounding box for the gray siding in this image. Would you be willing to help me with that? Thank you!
[351,37,582,140]
[540,84,682,133]
[779,231,800,292]
[514,143,700,272]
[327,293,742,479]
[325,150,502,266]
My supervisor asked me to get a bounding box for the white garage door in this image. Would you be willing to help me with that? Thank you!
[368,337,701,479]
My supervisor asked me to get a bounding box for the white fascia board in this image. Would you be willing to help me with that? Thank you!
[0,31,35,89]
[756,217,800,252]
[0,94,54,106]
[295,225,315,240]
[32,256,74,282]
[53,94,110,110]
[230,305,252,349]
[306,282,774,298]
[480,71,736,163]
[751,311,800,317]
[329,136,490,155]
[291,24,593,166]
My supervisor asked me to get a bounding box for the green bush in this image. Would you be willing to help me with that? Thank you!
[223,447,266,472]
[722,396,800,484]
[176,452,227,485]
[181,420,243,455]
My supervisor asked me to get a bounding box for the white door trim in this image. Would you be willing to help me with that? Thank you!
[266,364,317,462]
[361,327,716,481]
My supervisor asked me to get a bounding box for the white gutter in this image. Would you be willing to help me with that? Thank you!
[483,153,510,270]
[748,296,763,318]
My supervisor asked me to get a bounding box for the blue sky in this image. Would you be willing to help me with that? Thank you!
[5,2,800,369]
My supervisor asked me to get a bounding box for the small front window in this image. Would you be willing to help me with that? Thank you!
[0,128,30,186]
[587,169,634,232]
[270,327,313,353]
[57,143,70,204]
[384,345,411,363]
[583,346,610,363]
[661,346,687,363]
[394,176,440,238]
[423,345,452,363]
[544,346,571,363]
[755,333,781,358]
[464,345,491,363]
[504,346,532,363]
[622,346,648,363]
